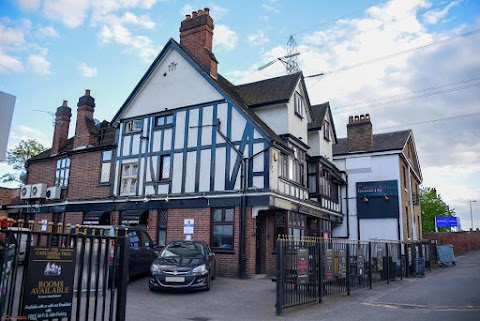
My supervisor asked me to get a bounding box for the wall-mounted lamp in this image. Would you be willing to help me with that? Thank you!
[143,195,152,203]
[384,195,390,201]
[363,196,369,202]
[140,135,149,140]
[164,195,170,203]
[273,152,278,161]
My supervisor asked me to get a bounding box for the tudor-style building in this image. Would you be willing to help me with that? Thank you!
[6,8,346,278]
[332,114,423,242]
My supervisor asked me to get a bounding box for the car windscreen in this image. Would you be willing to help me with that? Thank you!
[161,242,205,258]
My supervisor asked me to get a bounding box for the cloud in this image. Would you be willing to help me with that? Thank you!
[120,12,155,29]
[0,20,27,48]
[248,30,269,46]
[36,26,60,39]
[8,125,51,147]
[98,24,157,61]
[262,0,280,14]
[423,0,462,25]
[78,62,98,77]
[42,0,91,28]
[16,0,40,11]
[0,51,23,73]
[214,24,238,52]
[27,53,51,75]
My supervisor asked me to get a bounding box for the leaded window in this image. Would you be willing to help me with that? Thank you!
[120,163,138,195]
[211,208,234,250]
[55,157,70,187]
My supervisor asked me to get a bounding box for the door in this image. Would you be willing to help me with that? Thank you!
[255,213,267,274]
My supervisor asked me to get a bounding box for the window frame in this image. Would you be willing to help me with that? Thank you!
[55,157,71,188]
[323,120,330,141]
[124,119,143,134]
[210,207,235,252]
[159,154,171,180]
[154,114,174,128]
[99,150,112,183]
[119,162,139,196]
[294,93,304,118]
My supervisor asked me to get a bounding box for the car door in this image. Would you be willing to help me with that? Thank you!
[139,230,157,272]
[204,243,215,274]
[128,230,142,276]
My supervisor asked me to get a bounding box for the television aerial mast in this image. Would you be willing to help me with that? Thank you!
[33,109,55,126]
[258,35,301,74]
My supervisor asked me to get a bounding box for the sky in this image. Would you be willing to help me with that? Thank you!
[0,0,479,229]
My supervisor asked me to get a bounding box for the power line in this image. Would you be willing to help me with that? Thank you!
[331,76,480,110]
[376,112,480,131]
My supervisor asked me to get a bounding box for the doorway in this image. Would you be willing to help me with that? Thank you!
[255,212,267,274]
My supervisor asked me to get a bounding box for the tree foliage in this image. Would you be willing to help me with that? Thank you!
[420,187,455,233]
[1,139,46,184]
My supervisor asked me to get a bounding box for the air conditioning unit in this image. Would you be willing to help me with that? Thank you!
[20,185,32,199]
[31,183,47,198]
[46,186,62,200]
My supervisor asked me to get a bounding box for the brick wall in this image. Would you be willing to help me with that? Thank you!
[64,212,84,231]
[146,209,158,242]
[67,150,111,200]
[26,159,56,186]
[0,187,15,216]
[424,231,480,256]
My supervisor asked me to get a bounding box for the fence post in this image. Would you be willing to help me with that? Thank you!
[399,243,403,280]
[346,243,350,296]
[368,242,372,289]
[115,231,129,321]
[318,239,322,303]
[385,242,390,284]
[275,238,283,316]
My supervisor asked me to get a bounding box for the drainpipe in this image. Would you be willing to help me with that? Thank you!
[343,171,350,239]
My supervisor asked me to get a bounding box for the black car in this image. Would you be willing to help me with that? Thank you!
[149,241,215,291]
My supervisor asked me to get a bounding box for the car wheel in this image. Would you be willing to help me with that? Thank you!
[149,283,156,292]
[204,275,210,291]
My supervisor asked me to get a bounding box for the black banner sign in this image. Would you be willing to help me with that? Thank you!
[22,247,76,320]
[297,248,309,285]
[338,249,347,278]
[357,254,365,275]
[326,249,334,281]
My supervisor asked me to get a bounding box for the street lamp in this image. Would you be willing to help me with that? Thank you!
[470,200,477,231]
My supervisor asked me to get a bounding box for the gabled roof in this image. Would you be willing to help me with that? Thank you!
[333,130,411,156]
[111,38,290,151]
[308,102,338,144]
[233,72,302,108]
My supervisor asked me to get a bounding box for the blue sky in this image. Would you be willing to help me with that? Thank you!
[1,0,479,228]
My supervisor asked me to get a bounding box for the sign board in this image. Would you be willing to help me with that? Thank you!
[377,248,383,272]
[184,219,194,235]
[22,247,76,320]
[0,91,16,162]
[325,249,334,281]
[357,254,365,275]
[41,220,48,232]
[296,248,309,285]
[435,216,458,227]
[356,180,399,219]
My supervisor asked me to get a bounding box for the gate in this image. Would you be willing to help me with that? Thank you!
[0,221,129,321]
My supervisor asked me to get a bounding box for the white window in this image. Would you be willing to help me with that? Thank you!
[100,150,112,183]
[125,120,142,133]
[294,93,304,118]
[55,157,70,187]
[159,155,171,180]
[120,163,138,195]
[324,121,330,141]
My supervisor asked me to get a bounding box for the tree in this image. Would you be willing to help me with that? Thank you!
[420,187,456,233]
[1,139,46,184]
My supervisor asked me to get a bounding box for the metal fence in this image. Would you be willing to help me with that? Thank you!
[0,222,129,321]
[276,236,430,315]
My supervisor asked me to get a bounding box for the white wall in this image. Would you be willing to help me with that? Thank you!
[333,154,402,241]
[253,104,288,135]
[122,49,223,119]
[287,82,309,141]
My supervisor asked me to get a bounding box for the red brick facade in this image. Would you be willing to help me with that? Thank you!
[425,231,480,256]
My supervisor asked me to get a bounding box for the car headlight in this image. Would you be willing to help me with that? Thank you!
[150,264,163,274]
[192,264,207,275]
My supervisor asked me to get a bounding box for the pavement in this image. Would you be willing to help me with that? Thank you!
[125,250,480,321]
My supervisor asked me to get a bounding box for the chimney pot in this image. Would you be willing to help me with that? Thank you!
[355,115,359,122]
[186,14,191,20]
[204,7,210,15]
[85,89,90,96]
[63,100,68,106]
[198,9,204,15]
[192,11,197,17]
[349,116,353,124]
[360,114,365,121]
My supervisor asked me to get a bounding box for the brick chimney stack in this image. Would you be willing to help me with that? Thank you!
[73,89,96,149]
[347,114,373,152]
[51,100,71,155]
[179,7,218,79]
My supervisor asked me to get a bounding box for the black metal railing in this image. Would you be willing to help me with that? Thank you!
[0,222,129,321]
[276,236,431,315]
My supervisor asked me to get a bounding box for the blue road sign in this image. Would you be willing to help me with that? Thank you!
[435,216,458,227]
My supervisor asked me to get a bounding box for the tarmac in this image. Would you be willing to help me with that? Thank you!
[126,250,480,321]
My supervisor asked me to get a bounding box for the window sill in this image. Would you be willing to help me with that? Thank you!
[97,182,110,187]
[212,249,235,255]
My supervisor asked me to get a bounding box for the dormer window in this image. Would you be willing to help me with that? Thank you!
[125,120,142,133]
[294,93,304,118]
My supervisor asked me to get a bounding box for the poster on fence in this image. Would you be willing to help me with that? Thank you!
[326,249,334,281]
[377,249,383,272]
[297,248,309,285]
[22,247,76,320]
[357,254,365,275]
